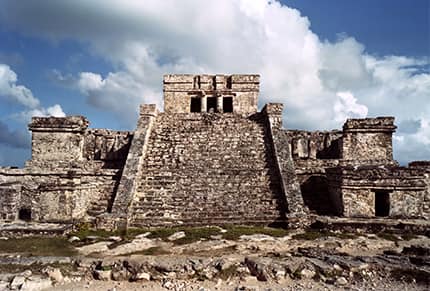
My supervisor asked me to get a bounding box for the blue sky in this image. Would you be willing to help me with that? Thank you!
[0,0,429,166]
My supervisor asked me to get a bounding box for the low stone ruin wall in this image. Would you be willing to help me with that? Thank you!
[327,165,429,219]
[0,167,121,223]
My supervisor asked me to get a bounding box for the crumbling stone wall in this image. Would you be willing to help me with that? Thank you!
[0,115,131,223]
[83,129,133,169]
[327,166,428,218]
[0,167,121,222]
[28,116,89,164]
[284,130,342,215]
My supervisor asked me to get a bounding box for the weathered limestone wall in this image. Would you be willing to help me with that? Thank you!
[163,74,259,115]
[409,161,430,219]
[0,167,120,222]
[342,117,396,163]
[28,116,89,164]
[0,116,131,223]
[287,130,343,160]
[284,130,342,215]
[327,166,428,218]
[83,129,133,169]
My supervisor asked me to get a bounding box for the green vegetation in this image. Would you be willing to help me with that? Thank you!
[0,237,77,257]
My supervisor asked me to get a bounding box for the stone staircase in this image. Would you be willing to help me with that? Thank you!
[128,113,287,227]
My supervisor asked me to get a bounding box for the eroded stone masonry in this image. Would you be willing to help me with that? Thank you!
[0,74,429,229]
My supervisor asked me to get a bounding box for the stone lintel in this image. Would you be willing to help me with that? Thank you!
[343,117,396,133]
[29,116,89,132]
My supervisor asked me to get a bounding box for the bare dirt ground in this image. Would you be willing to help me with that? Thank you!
[0,220,429,290]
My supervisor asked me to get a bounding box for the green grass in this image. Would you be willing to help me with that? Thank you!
[70,227,121,240]
[72,225,291,244]
[0,237,77,257]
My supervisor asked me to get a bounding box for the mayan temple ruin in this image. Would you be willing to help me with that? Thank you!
[0,74,429,230]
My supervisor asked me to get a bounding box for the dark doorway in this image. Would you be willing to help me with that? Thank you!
[300,175,339,215]
[190,98,201,112]
[18,208,31,221]
[207,97,217,112]
[374,190,390,217]
[223,97,233,113]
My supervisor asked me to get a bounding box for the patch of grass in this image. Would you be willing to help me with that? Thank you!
[292,230,356,240]
[0,237,77,257]
[221,225,289,240]
[70,228,121,240]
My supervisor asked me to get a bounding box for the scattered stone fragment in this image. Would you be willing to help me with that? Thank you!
[68,236,81,243]
[42,266,64,284]
[77,241,112,255]
[20,276,52,291]
[336,276,348,286]
[300,268,316,279]
[10,275,26,290]
[167,231,186,241]
[94,270,112,281]
[134,272,151,281]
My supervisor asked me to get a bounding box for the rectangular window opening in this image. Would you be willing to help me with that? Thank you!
[207,97,217,113]
[374,190,390,217]
[223,97,233,113]
[190,97,201,112]
[18,208,32,221]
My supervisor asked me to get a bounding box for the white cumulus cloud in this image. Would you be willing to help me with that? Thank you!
[334,91,368,123]
[0,64,40,108]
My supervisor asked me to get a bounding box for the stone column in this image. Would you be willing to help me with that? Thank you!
[201,95,207,112]
[217,95,223,113]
